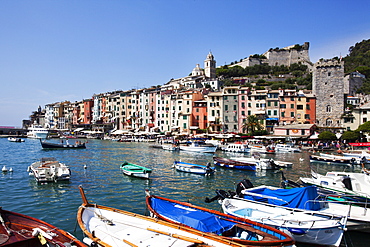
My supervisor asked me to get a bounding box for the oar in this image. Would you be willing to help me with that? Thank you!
[147,227,204,244]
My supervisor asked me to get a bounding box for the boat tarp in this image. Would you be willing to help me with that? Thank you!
[243,186,321,210]
[150,197,235,234]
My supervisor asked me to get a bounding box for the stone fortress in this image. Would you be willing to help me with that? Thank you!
[230,42,312,69]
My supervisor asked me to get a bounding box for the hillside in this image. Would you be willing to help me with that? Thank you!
[344,39,370,94]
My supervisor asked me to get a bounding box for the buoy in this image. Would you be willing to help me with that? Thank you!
[84,165,87,169]
[2,166,8,172]
[9,167,13,172]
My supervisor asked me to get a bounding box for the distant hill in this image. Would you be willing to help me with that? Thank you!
[344,39,370,94]
[344,39,370,78]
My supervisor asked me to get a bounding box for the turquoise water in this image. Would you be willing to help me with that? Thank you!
[0,138,367,246]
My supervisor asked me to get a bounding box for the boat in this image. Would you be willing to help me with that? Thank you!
[173,160,215,175]
[250,145,275,154]
[309,153,360,164]
[179,142,217,153]
[274,144,301,153]
[27,123,49,139]
[145,191,295,246]
[213,155,288,170]
[40,139,86,149]
[221,142,250,153]
[7,137,25,142]
[300,169,370,200]
[0,207,85,247]
[341,150,370,160]
[162,144,179,151]
[237,183,370,231]
[120,161,152,179]
[27,157,71,183]
[77,186,248,247]
[217,194,347,246]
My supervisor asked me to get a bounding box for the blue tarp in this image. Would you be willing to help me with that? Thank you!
[150,197,235,234]
[243,186,321,210]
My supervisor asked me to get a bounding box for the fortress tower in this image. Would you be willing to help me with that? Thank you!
[312,59,345,127]
[204,51,216,78]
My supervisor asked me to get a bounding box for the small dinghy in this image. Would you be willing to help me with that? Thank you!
[120,161,152,179]
[0,207,85,247]
[173,161,215,175]
[145,191,295,246]
[77,186,248,247]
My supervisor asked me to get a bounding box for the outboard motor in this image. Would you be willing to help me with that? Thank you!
[342,176,353,190]
[236,179,253,197]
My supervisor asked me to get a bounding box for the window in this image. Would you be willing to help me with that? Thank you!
[290,112,294,117]
[211,110,215,116]
[326,105,332,112]
[233,105,237,111]
[280,104,286,109]
[306,104,310,110]
[291,104,294,109]
[241,95,245,100]
[225,105,228,111]
[268,102,271,106]
[248,103,251,107]
[273,110,278,115]
[297,105,303,110]
[241,111,245,116]
[183,115,187,120]
[363,118,368,123]
[281,112,285,117]
[241,102,245,108]
[305,114,310,119]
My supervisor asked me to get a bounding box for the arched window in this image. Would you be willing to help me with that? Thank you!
[326,118,333,126]
[326,105,332,112]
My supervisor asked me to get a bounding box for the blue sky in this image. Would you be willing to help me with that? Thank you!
[1,0,369,127]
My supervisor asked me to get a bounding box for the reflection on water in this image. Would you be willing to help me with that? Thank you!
[0,138,368,246]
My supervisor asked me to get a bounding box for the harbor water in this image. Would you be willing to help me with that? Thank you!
[0,138,368,246]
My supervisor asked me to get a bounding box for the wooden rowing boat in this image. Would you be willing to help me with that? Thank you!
[77,186,248,247]
[0,207,85,247]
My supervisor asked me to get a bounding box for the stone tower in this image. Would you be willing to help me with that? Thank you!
[204,51,216,78]
[312,59,345,127]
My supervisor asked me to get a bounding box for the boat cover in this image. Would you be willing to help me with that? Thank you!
[243,186,321,210]
[150,197,235,234]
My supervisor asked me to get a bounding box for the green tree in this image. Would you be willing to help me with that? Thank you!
[357,121,370,132]
[242,115,264,134]
[341,131,360,141]
[318,131,337,141]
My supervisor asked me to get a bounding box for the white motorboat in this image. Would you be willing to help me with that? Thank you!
[162,144,179,151]
[250,145,275,154]
[274,144,301,153]
[77,186,246,247]
[233,155,293,169]
[179,142,217,153]
[300,170,370,199]
[27,123,49,139]
[27,157,71,183]
[310,153,361,164]
[7,137,25,142]
[341,150,370,160]
[221,143,250,153]
[220,196,347,246]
